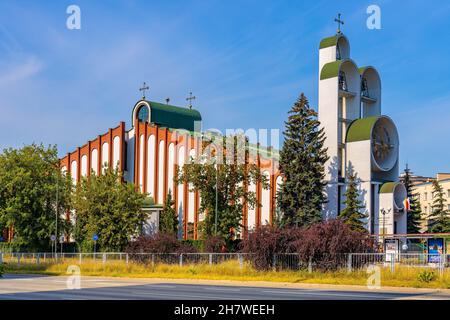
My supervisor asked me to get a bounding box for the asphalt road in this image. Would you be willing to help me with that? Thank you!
[0,274,448,300]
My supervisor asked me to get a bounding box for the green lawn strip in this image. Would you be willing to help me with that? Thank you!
[2,260,449,289]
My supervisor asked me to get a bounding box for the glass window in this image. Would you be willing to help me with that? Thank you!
[137,106,149,123]
[338,71,347,91]
[361,78,369,97]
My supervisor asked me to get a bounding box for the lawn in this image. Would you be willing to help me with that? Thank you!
[3,259,450,289]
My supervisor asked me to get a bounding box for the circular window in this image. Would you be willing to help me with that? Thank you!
[371,117,399,172]
[137,105,149,123]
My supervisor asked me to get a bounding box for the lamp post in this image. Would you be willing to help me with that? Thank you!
[381,209,386,246]
[214,160,218,236]
[55,175,59,257]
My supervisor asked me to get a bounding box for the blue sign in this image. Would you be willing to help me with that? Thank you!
[92,234,99,241]
[428,238,444,263]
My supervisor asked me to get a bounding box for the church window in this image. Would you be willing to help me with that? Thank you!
[336,44,342,60]
[137,105,149,123]
[361,77,369,97]
[338,71,347,91]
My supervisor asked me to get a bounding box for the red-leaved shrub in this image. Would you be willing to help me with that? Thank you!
[292,219,374,271]
[126,233,198,254]
[240,220,374,271]
[239,225,302,270]
[204,235,227,253]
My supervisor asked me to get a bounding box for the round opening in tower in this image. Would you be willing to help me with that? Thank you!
[393,183,407,211]
[371,117,399,172]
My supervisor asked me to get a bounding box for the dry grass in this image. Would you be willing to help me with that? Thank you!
[3,259,450,289]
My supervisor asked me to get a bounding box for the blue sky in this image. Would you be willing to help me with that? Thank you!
[0,0,449,177]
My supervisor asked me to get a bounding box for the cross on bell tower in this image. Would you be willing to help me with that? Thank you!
[334,13,344,34]
[186,92,196,109]
[139,82,149,100]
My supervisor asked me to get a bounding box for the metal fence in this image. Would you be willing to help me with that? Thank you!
[1,252,449,273]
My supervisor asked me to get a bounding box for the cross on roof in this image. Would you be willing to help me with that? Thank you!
[186,92,196,109]
[334,13,344,34]
[139,82,149,100]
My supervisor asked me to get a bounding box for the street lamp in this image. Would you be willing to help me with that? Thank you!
[214,158,218,236]
[55,175,59,257]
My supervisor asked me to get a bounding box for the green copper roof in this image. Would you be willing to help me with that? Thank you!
[142,196,155,208]
[346,116,380,142]
[146,100,202,131]
[359,66,369,74]
[320,60,343,80]
[319,35,340,49]
[379,182,398,194]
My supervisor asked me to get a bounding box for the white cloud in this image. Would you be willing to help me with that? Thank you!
[0,56,43,85]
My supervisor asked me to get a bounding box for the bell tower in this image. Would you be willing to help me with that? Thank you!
[317,26,407,235]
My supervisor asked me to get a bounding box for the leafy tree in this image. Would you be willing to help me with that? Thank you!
[400,164,422,234]
[178,134,268,241]
[277,93,328,227]
[159,190,178,235]
[72,166,147,252]
[0,144,71,251]
[428,180,450,233]
[338,172,367,233]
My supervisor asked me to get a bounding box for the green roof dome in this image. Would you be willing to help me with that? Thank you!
[133,100,202,131]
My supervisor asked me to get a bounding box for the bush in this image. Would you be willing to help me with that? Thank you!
[417,270,436,283]
[239,220,373,271]
[204,235,227,253]
[239,225,302,270]
[293,220,373,271]
[0,263,4,278]
[126,233,198,254]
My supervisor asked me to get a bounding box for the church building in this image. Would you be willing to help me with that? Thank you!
[59,95,282,240]
[59,26,407,239]
[318,27,407,235]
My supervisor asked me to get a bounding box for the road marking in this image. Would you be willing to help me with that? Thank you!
[204,287,241,292]
[261,289,399,299]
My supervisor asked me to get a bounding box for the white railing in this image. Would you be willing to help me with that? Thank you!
[1,252,449,273]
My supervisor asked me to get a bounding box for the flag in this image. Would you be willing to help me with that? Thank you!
[403,197,411,211]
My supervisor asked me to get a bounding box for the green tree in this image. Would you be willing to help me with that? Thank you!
[277,93,329,227]
[159,190,178,235]
[428,180,450,233]
[178,134,268,241]
[72,166,147,252]
[400,164,422,234]
[338,172,367,233]
[0,144,72,251]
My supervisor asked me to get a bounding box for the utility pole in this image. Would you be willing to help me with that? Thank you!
[214,160,218,236]
[55,175,59,257]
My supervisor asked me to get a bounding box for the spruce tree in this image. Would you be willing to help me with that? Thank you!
[400,164,422,234]
[338,172,367,233]
[277,93,329,227]
[159,190,178,235]
[428,180,450,233]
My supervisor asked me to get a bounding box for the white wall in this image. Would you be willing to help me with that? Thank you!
[261,171,271,225]
[101,142,109,171]
[167,143,175,194]
[113,136,120,169]
[91,149,98,175]
[177,146,185,238]
[81,155,87,177]
[158,140,165,203]
[71,160,77,184]
[147,135,155,197]
[247,182,257,230]
[188,148,196,224]
[139,134,144,191]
